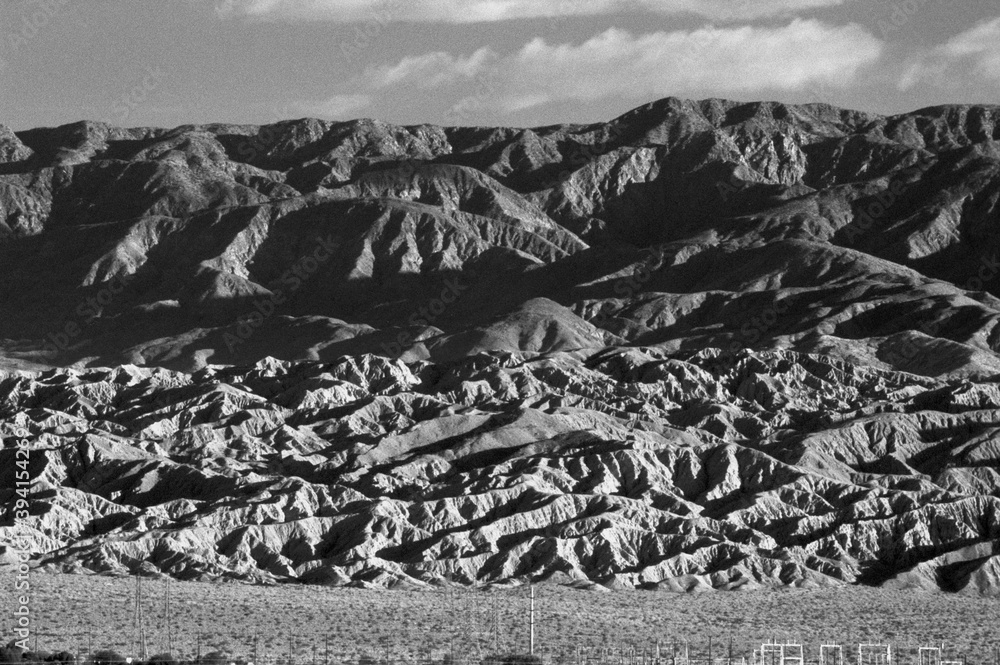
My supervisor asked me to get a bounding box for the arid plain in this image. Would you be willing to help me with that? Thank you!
[2,572,998,664]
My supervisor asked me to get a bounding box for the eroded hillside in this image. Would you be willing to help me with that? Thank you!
[2,349,999,591]
[2,98,1000,591]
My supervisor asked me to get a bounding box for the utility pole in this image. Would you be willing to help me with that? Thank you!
[529,586,535,656]
[165,578,174,656]
[133,574,148,661]
[492,593,500,656]
[137,575,142,660]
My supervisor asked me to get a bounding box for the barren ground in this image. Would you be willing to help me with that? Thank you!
[2,572,997,665]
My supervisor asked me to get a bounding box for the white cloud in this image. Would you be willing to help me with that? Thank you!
[511,21,880,102]
[350,21,882,116]
[216,0,849,23]
[288,93,373,118]
[367,48,496,88]
[899,18,1000,90]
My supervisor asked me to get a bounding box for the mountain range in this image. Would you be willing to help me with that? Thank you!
[2,97,1000,592]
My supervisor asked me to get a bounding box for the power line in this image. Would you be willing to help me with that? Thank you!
[165,578,174,656]
[529,585,535,657]
[133,574,149,661]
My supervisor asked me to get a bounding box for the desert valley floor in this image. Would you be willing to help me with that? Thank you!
[1,572,999,663]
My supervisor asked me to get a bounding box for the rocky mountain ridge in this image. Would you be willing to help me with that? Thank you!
[2,97,1000,591]
[0,98,999,375]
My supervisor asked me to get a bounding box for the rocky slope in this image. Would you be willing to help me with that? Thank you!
[2,97,1000,591]
[2,99,1000,376]
[1,349,1000,592]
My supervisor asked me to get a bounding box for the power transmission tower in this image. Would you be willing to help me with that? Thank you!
[468,589,483,665]
[164,578,174,656]
[528,586,535,656]
[133,574,149,661]
[492,592,500,656]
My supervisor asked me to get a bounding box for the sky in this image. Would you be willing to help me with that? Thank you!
[0,0,999,131]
